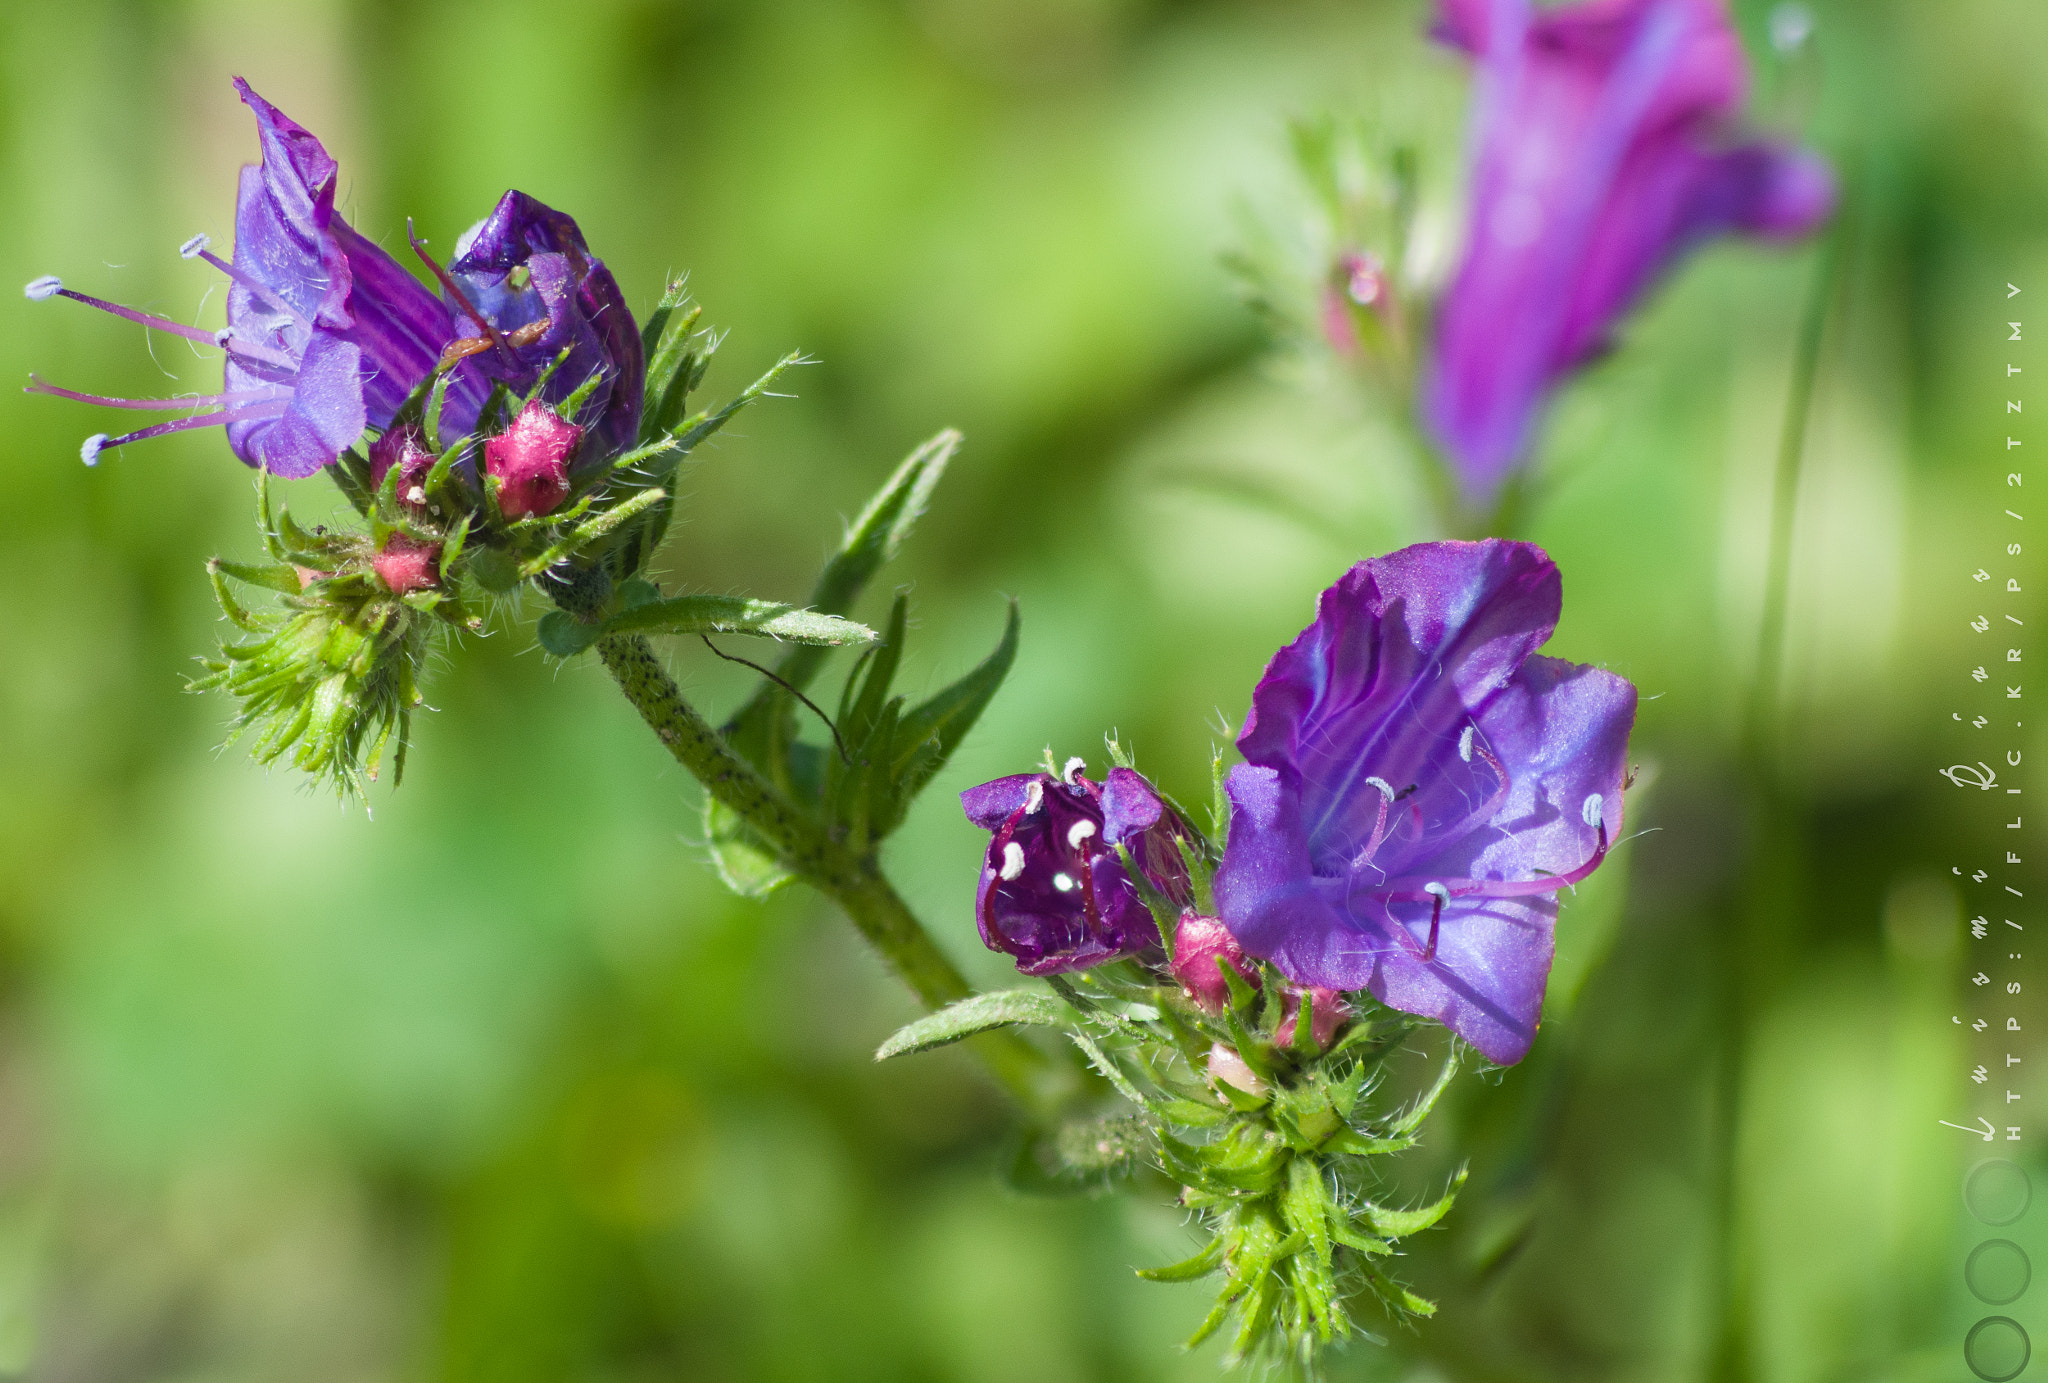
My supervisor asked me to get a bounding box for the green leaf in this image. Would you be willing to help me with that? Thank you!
[1136,1237,1225,1283]
[874,989,1072,1060]
[704,797,797,899]
[603,595,876,647]
[730,430,957,696]
[212,559,305,596]
[1361,1165,1467,1239]
[537,610,601,658]
[890,598,1018,800]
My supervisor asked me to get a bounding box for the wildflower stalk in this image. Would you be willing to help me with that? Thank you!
[1712,210,1850,1383]
[587,625,1056,1115]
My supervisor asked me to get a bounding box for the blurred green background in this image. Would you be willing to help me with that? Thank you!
[3,0,2046,1378]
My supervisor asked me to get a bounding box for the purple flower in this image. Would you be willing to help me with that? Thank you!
[434,191,644,463]
[27,79,461,476]
[963,764,1189,976]
[1213,540,1635,1064]
[1422,0,1835,503]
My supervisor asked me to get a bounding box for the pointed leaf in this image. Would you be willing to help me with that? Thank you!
[890,597,1018,800]
[875,989,1072,1060]
[1135,1237,1225,1283]
[1362,1165,1467,1239]
[604,595,876,646]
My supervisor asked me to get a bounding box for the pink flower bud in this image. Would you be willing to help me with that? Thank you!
[369,426,436,511]
[1170,913,1253,1012]
[1206,1042,1268,1097]
[373,533,441,595]
[1277,985,1350,1052]
[485,400,581,520]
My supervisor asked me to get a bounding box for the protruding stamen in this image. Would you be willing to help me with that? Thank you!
[1067,820,1097,850]
[1062,756,1087,785]
[1458,726,1475,762]
[1022,780,1045,815]
[1364,776,1395,801]
[1420,883,1450,961]
[214,329,296,370]
[27,376,289,411]
[193,248,313,334]
[179,234,211,259]
[80,403,290,461]
[1000,841,1026,881]
[33,284,219,345]
[409,220,511,359]
[1581,793,1604,828]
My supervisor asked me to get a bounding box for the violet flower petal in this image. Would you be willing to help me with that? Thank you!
[1216,540,1636,1063]
[1422,0,1835,502]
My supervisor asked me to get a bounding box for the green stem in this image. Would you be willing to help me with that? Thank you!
[1711,215,1850,1383]
[591,630,1056,1113]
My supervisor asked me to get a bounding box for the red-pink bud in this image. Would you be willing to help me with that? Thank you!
[1277,985,1350,1052]
[369,426,436,511]
[373,533,441,595]
[485,400,581,521]
[1170,913,1253,1012]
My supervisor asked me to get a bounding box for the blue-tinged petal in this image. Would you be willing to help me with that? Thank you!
[228,332,365,479]
[1238,540,1560,879]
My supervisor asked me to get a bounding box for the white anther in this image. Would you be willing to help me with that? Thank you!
[23,276,62,301]
[1062,756,1087,785]
[1052,872,1076,893]
[1364,776,1395,801]
[406,486,426,505]
[1022,779,1044,814]
[1582,794,1605,828]
[999,841,1026,881]
[214,327,235,346]
[1458,726,1475,762]
[179,234,211,260]
[80,434,108,467]
[1068,820,1097,850]
[1423,882,1451,905]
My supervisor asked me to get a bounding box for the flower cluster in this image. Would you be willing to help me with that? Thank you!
[26,80,782,791]
[920,539,1636,1360]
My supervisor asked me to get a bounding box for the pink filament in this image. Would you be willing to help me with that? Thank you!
[54,288,216,345]
[28,375,288,411]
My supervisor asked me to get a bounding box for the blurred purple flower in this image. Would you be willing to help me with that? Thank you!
[28,79,462,475]
[1422,0,1835,503]
[1213,540,1635,1064]
[963,764,1189,976]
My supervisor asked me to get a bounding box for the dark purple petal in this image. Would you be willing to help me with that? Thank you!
[962,770,1181,976]
[1422,0,1834,501]
[1102,767,1166,842]
[446,191,644,459]
[962,774,1038,830]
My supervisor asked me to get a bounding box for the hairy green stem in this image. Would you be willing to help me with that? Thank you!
[591,630,1055,1113]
